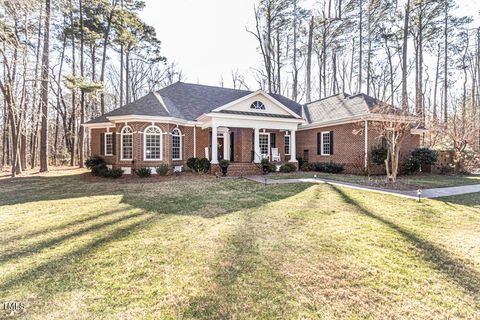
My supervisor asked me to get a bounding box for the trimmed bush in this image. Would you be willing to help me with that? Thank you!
[187,157,199,171]
[371,146,388,166]
[300,162,314,171]
[136,167,152,177]
[402,147,439,174]
[219,159,230,168]
[280,163,296,173]
[197,158,211,173]
[313,162,344,173]
[85,155,105,169]
[261,159,276,173]
[156,164,170,176]
[107,168,124,178]
[91,163,108,176]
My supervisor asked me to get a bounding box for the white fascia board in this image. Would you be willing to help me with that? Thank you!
[211,89,302,119]
[205,112,305,124]
[106,115,197,126]
[82,122,116,129]
[211,117,299,131]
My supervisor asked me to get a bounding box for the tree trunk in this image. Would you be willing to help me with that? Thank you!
[69,2,77,167]
[100,0,116,114]
[305,16,314,103]
[433,43,441,122]
[39,0,51,172]
[401,0,410,112]
[79,0,85,168]
[292,0,298,101]
[358,0,363,93]
[443,0,448,123]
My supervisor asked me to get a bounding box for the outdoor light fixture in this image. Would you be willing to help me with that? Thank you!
[417,189,422,202]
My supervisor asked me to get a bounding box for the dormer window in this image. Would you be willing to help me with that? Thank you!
[250,101,265,110]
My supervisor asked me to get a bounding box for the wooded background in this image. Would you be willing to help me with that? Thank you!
[0,0,479,176]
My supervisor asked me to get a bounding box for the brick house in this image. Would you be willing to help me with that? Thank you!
[84,82,425,175]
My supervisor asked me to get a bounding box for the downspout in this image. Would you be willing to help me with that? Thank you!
[193,125,197,158]
[364,120,368,172]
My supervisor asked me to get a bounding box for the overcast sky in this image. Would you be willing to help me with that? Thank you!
[140,0,480,90]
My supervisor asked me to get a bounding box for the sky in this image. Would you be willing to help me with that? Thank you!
[140,0,480,90]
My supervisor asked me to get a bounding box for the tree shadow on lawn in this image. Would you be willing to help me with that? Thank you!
[0,210,158,295]
[436,193,480,209]
[0,174,312,303]
[0,173,311,216]
[183,212,291,319]
[329,185,480,298]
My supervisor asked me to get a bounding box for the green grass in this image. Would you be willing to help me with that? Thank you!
[269,172,480,190]
[1,169,479,319]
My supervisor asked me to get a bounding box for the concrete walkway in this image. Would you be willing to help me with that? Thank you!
[244,175,480,199]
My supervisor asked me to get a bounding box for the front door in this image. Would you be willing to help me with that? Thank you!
[217,137,224,161]
[259,133,270,159]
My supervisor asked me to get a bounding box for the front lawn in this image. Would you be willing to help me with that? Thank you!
[1,169,479,319]
[269,171,480,190]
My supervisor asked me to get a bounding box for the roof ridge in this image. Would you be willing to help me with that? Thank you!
[306,92,347,105]
[176,81,253,93]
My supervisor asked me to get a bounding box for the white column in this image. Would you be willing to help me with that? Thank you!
[223,131,229,160]
[289,129,297,162]
[211,126,218,164]
[254,127,261,163]
[193,125,197,158]
[364,120,368,171]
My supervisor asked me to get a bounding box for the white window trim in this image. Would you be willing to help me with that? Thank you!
[284,134,290,155]
[105,132,113,156]
[259,132,270,158]
[172,128,182,161]
[321,131,331,156]
[120,126,133,161]
[143,125,163,161]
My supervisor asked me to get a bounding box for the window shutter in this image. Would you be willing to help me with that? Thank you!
[111,132,116,155]
[270,133,276,148]
[317,132,321,155]
[330,131,334,155]
[100,133,105,155]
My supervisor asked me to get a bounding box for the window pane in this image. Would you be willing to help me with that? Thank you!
[322,133,330,155]
[259,134,269,155]
[284,135,290,155]
[172,134,181,160]
[106,134,113,155]
[122,134,133,159]
[145,133,161,160]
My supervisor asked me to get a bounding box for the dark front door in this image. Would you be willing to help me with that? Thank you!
[218,137,224,161]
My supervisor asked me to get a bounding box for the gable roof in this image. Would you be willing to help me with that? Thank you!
[303,92,395,124]
[86,82,303,124]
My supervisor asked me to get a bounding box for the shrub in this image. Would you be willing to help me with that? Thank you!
[313,162,344,173]
[402,148,439,174]
[371,146,388,166]
[280,163,296,173]
[187,157,199,171]
[301,162,314,171]
[156,164,170,176]
[107,168,124,178]
[440,164,454,174]
[85,155,105,169]
[91,163,108,176]
[297,157,306,169]
[411,148,438,166]
[136,167,151,177]
[219,159,230,168]
[197,158,211,173]
[261,158,276,173]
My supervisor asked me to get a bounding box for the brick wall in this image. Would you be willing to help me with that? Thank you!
[296,121,421,174]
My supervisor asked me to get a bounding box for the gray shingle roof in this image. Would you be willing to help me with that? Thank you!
[303,93,392,124]
[86,82,303,124]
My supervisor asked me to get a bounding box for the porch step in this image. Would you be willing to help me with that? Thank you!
[211,162,262,177]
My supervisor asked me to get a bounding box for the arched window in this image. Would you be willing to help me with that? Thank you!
[121,126,133,160]
[172,128,182,160]
[250,101,266,110]
[144,126,162,160]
